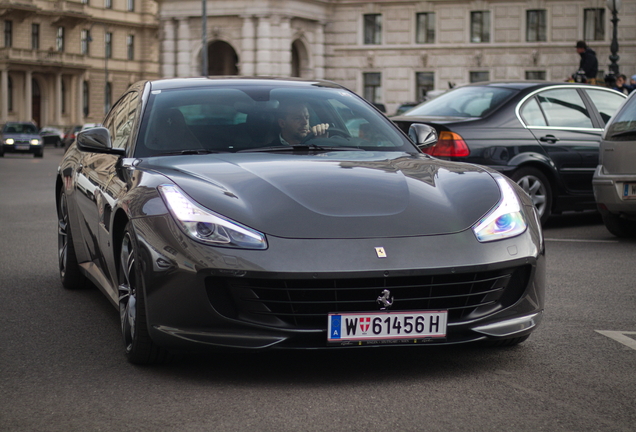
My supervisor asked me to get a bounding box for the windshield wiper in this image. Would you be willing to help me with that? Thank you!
[610,129,636,138]
[155,149,225,156]
[238,145,362,153]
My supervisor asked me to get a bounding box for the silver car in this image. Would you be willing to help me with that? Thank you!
[593,92,636,237]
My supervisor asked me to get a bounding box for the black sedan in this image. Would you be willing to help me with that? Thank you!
[56,77,545,364]
[391,82,626,223]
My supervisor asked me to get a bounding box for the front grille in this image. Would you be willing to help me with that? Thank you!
[206,266,531,329]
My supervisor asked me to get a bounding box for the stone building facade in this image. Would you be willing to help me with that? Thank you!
[0,0,159,128]
[158,0,636,114]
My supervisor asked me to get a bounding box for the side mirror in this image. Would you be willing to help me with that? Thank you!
[408,123,438,149]
[76,127,124,155]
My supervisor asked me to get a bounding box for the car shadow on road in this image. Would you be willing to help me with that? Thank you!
[153,341,534,386]
[542,211,602,230]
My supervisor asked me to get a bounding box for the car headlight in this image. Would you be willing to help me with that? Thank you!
[31,139,41,145]
[5,138,14,145]
[473,176,527,242]
[158,184,267,250]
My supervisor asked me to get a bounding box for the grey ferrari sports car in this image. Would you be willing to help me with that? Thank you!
[56,77,545,364]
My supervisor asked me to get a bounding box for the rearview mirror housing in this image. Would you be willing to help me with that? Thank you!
[408,124,438,149]
[76,127,125,155]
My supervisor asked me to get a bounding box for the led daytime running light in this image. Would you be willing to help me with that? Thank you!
[158,184,267,249]
[473,177,527,242]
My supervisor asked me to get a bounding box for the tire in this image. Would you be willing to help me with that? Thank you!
[119,222,170,365]
[34,149,44,158]
[600,211,636,238]
[511,167,552,225]
[57,191,88,289]
[481,335,530,347]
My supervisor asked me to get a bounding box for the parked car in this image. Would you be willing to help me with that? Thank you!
[1,121,43,157]
[391,82,626,224]
[56,77,545,364]
[593,91,636,237]
[394,102,419,116]
[63,125,82,149]
[39,126,64,147]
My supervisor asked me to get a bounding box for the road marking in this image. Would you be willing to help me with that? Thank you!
[595,331,636,350]
[545,238,618,243]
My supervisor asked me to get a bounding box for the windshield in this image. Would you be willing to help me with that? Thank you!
[605,96,636,139]
[2,123,38,134]
[135,85,415,157]
[403,86,517,118]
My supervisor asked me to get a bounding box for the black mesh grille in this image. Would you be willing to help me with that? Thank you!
[206,266,531,329]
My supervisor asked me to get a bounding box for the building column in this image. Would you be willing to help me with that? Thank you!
[240,15,255,76]
[176,18,190,78]
[255,16,271,76]
[55,73,62,125]
[25,71,32,122]
[314,22,325,80]
[1,69,8,120]
[278,17,292,77]
[162,19,176,78]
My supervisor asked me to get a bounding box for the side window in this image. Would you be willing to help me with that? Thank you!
[583,89,626,126]
[104,91,136,150]
[520,97,547,127]
[536,89,593,128]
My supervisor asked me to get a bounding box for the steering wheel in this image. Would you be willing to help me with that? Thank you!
[300,127,351,144]
[325,128,351,139]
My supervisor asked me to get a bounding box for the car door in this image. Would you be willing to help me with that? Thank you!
[97,90,140,290]
[521,87,603,194]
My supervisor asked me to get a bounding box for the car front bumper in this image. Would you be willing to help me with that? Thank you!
[133,214,545,353]
[1,143,43,154]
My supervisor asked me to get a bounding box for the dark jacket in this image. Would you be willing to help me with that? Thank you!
[579,48,598,80]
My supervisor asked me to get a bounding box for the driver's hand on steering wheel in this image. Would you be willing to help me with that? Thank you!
[310,123,330,136]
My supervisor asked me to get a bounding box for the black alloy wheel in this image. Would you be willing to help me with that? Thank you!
[118,222,169,365]
[511,167,552,225]
[57,191,87,289]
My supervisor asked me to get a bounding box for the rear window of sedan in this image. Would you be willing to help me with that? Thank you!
[135,86,414,156]
[403,86,517,118]
[605,95,636,140]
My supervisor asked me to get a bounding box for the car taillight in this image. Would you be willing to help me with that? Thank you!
[423,131,470,157]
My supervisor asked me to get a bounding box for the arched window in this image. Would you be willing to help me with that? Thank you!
[7,76,13,112]
[105,82,112,114]
[61,79,66,114]
[207,41,238,76]
[291,40,309,78]
[83,81,89,117]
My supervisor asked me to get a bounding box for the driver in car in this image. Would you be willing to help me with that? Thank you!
[274,101,330,145]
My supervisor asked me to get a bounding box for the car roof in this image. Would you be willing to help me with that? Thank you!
[145,76,347,92]
[455,81,621,92]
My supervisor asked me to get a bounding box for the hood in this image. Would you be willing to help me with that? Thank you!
[2,132,40,140]
[141,152,500,239]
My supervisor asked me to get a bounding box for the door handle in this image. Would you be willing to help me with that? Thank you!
[539,135,559,144]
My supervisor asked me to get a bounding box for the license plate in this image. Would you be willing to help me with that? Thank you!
[623,183,636,199]
[328,310,447,345]
[15,145,29,151]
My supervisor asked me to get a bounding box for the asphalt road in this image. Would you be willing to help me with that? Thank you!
[1,147,635,432]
